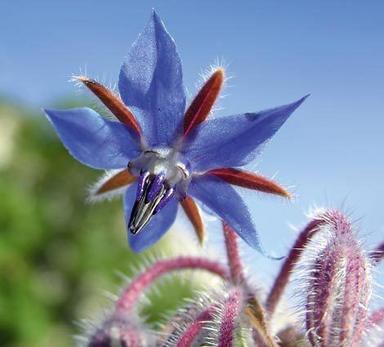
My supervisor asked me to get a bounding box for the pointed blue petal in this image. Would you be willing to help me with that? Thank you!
[124,183,178,252]
[189,175,268,256]
[183,96,309,171]
[119,11,186,147]
[45,108,141,169]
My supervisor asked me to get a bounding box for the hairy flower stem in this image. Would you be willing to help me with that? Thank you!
[266,218,324,315]
[175,307,213,347]
[223,223,277,346]
[114,256,229,315]
[223,223,245,284]
[218,287,243,347]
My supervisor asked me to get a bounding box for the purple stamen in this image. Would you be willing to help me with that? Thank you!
[147,173,165,202]
[154,188,174,214]
[136,171,149,201]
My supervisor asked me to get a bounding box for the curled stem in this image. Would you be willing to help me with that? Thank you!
[115,256,229,315]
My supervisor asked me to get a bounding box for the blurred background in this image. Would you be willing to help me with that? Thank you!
[1,1,384,346]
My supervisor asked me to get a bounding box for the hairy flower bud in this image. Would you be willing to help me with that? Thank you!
[304,210,372,347]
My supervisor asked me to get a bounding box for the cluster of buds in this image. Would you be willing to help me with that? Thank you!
[78,209,384,347]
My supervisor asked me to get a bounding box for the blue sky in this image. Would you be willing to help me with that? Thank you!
[1,1,384,276]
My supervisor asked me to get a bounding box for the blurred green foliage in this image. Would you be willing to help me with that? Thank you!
[0,98,198,347]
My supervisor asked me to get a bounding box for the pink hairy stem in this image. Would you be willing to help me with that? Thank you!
[114,256,229,315]
[218,287,243,347]
[223,222,245,284]
[176,307,213,347]
[223,223,278,346]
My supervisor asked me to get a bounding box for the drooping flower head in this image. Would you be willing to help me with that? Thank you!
[304,210,372,347]
[45,10,308,254]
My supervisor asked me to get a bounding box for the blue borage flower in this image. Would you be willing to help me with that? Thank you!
[45,11,308,254]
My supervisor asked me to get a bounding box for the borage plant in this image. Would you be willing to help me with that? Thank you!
[44,10,383,347]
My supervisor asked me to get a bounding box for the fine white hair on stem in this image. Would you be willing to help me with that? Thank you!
[158,289,214,346]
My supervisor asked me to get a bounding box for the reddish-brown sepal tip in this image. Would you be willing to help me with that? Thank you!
[96,169,136,195]
[207,168,291,198]
[180,196,205,245]
[183,68,225,137]
[74,75,142,135]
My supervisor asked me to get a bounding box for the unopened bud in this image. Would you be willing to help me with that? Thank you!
[305,210,372,347]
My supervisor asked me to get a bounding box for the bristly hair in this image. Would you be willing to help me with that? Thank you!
[86,170,131,203]
[192,59,231,118]
[70,73,120,122]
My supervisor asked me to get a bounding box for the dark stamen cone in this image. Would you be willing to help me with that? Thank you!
[75,75,142,135]
[183,68,224,137]
[181,196,205,245]
[96,169,136,195]
[207,168,291,198]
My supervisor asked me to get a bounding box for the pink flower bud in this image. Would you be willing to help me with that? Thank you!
[304,210,372,347]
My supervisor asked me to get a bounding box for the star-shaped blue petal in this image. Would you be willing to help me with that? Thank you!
[119,11,186,147]
[45,10,308,255]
